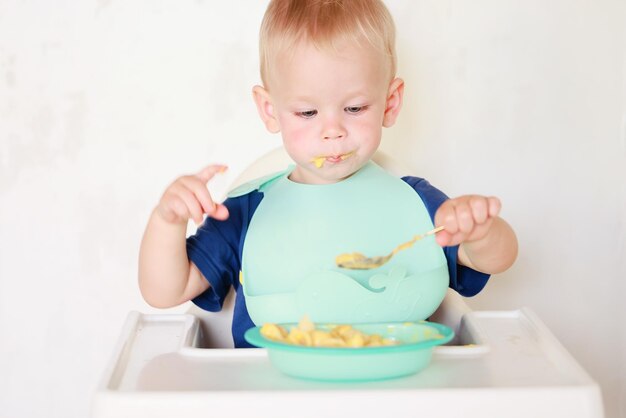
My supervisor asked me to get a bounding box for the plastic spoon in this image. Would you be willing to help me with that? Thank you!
[335,226,445,270]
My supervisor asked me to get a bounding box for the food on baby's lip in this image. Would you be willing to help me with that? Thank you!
[310,151,354,168]
[311,156,326,168]
[260,316,399,348]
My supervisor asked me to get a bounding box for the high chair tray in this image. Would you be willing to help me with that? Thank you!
[93,309,603,418]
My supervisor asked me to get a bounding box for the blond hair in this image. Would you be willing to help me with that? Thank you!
[259,0,397,87]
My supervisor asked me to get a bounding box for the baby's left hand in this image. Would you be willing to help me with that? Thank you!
[434,195,501,247]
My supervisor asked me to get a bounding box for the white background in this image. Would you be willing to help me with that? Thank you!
[1,1,624,417]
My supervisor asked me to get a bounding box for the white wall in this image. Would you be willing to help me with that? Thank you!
[0,1,624,417]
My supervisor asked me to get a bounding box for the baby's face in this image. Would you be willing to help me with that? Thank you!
[267,41,395,184]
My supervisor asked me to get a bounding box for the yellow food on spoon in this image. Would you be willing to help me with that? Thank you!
[260,316,398,348]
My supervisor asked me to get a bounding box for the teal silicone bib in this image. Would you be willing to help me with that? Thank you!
[238,162,449,325]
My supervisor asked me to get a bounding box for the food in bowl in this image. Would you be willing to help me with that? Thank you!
[245,319,455,381]
[260,316,398,348]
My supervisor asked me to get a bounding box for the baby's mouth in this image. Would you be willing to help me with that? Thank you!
[311,151,355,168]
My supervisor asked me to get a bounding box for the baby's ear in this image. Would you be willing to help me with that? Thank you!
[252,85,280,133]
[382,78,404,128]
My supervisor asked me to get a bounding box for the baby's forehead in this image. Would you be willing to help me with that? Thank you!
[265,48,392,102]
[269,38,393,79]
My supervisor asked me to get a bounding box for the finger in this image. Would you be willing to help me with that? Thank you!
[454,200,474,234]
[180,176,216,215]
[196,164,228,183]
[435,200,459,235]
[487,196,501,217]
[436,230,465,247]
[469,196,489,224]
[211,203,230,221]
[435,230,453,247]
[174,185,205,225]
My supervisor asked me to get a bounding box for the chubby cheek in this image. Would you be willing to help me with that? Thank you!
[352,119,382,150]
[279,118,317,155]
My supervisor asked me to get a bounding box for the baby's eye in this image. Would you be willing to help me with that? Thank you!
[345,105,367,114]
[296,110,318,118]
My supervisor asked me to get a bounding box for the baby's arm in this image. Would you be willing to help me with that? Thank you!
[138,164,228,308]
[434,195,518,274]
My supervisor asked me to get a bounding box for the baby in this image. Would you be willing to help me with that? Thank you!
[138,0,518,348]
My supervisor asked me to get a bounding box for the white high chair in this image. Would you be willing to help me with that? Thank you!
[92,148,604,418]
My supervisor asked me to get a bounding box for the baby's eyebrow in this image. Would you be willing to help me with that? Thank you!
[342,92,375,104]
[287,93,317,102]
[290,100,316,107]
[284,98,316,108]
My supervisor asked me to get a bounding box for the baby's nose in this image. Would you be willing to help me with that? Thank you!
[323,131,344,140]
[321,113,347,140]
[322,124,346,140]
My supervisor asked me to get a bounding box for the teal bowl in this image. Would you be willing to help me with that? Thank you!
[244,321,454,382]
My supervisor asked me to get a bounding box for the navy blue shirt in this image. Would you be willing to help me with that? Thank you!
[187,176,489,347]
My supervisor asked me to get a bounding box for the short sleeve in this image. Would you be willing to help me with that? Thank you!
[186,197,244,311]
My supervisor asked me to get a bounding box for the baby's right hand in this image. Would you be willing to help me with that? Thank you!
[155,164,229,225]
